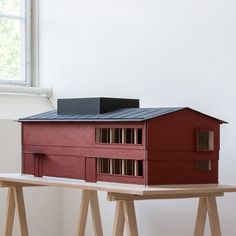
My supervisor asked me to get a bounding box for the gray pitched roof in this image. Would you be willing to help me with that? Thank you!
[18,107,227,123]
[19,107,185,122]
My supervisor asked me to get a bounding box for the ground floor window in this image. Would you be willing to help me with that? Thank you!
[196,160,211,172]
[112,159,122,175]
[97,158,143,177]
[97,158,110,173]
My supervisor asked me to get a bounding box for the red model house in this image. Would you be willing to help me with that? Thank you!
[19,97,226,185]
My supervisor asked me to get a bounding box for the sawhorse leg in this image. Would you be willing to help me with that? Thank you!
[112,200,138,236]
[76,190,103,236]
[194,196,222,236]
[108,192,224,236]
[5,186,28,236]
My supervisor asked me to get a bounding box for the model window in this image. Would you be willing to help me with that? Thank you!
[96,128,142,145]
[112,128,122,143]
[112,159,122,175]
[97,158,143,177]
[137,160,143,176]
[97,158,110,174]
[123,160,143,176]
[124,160,135,175]
[197,131,214,151]
[196,160,211,172]
[125,128,134,144]
[124,128,143,144]
[137,129,142,144]
[96,128,110,143]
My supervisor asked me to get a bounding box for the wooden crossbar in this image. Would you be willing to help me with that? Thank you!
[107,192,224,201]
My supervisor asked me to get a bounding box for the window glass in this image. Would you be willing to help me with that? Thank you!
[0,0,20,15]
[0,17,20,80]
[113,128,122,143]
[137,160,143,176]
[97,158,143,177]
[137,128,142,144]
[125,128,134,144]
[96,128,142,145]
[98,158,110,174]
[197,131,214,151]
[112,159,122,175]
[0,0,31,83]
[124,160,135,175]
[196,160,211,172]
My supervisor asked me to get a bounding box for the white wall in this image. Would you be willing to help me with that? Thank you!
[39,0,236,235]
[0,95,63,236]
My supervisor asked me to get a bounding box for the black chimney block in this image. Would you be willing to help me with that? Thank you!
[57,97,140,115]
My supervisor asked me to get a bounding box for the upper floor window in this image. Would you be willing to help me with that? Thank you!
[0,0,33,85]
[196,130,214,151]
[95,128,142,145]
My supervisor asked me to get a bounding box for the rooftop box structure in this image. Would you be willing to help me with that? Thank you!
[19,97,226,185]
[57,97,140,115]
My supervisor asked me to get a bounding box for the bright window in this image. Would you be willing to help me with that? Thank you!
[0,0,31,84]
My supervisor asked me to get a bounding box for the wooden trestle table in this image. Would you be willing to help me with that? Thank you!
[1,173,236,236]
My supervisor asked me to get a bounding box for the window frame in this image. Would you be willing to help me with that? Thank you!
[0,0,38,86]
[95,127,143,145]
[196,129,214,152]
[196,160,212,172]
[97,157,143,177]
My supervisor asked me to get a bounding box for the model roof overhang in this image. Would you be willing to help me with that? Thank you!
[18,107,227,124]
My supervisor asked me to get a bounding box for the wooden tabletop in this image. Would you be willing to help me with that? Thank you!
[1,173,236,196]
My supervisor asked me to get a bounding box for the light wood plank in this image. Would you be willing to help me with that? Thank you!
[107,192,224,201]
[123,201,138,236]
[90,191,103,236]
[194,197,207,236]
[76,190,91,236]
[0,181,40,187]
[206,197,222,236]
[112,201,125,236]
[13,187,29,236]
[4,187,16,236]
[1,173,236,196]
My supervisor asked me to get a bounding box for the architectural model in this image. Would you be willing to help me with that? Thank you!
[19,97,226,185]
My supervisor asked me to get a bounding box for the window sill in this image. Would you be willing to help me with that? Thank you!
[0,85,51,97]
[97,173,143,178]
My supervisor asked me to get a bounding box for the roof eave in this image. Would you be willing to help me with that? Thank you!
[18,119,146,122]
[184,108,228,125]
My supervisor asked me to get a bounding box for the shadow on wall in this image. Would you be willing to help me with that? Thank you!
[0,94,63,236]
[0,120,21,173]
[0,93,55,173]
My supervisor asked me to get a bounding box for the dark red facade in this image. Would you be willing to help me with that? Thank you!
[21,108,224,185]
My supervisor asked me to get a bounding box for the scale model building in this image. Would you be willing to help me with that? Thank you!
[19,97,226,185]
